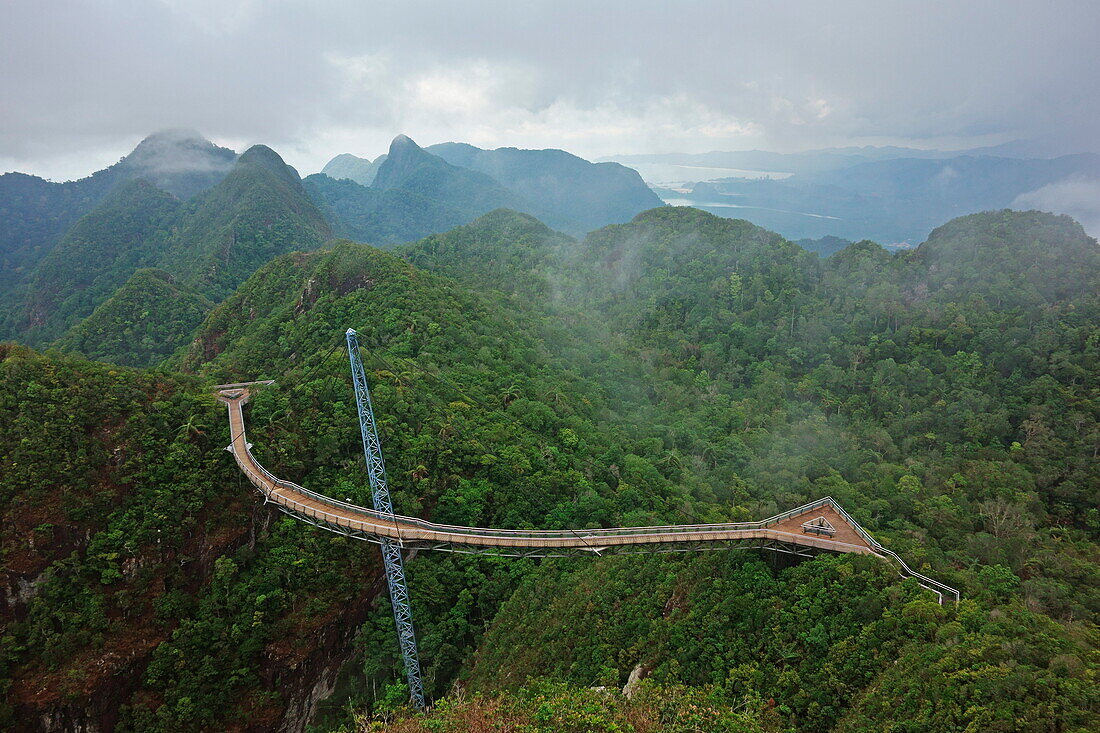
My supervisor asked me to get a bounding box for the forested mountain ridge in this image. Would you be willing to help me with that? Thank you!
[305,135,527,247]
[1,143,331,357]
[2,234,667,729]
[0,130,235,296]
[404,206,1098,535]
[0,172,115,291]
[302,174,460,247]
[15,180,182,342]
[0,344,385,730]
[795,235,853,257]
[426,141,664,234]
[53,268,213,367]
[399,209,574,299]
[0,204,1097,731]
[313,135,663,242]
[371,136,515,207]
[321,152,386,186]
[155,143,331,300]
[388,206,1100,731]
[906,209,1100,302]
[2,131,657,361]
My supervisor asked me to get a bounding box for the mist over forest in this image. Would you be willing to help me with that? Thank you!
[1,3,1098,732]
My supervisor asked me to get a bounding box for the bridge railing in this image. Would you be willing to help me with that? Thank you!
[229,400,854,542]
[224,393,959,601]
[232,442,399,533]
[249,488,872,556]
[823,498,960,604]
[235,441,873,548]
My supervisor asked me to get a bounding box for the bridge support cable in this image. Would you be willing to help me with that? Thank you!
[345,328,426,711]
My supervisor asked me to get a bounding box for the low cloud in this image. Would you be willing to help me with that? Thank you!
[126,129,235,174]
[1012,177,1100,238]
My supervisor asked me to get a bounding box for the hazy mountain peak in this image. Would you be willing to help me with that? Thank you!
[238,143,287,166]
[320,152,387,186]
[112,128,237,199]
[323,152,370,174]
[910,209,1100,302]
[372,134,448,191]
[425,140,663,234]
[123,129,235,175]
[467,208,555,231]
[132,127,208,149]
[327,152,366,165]
[384,133,428,164]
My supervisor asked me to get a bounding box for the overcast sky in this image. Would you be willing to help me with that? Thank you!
[2,1,1098,181]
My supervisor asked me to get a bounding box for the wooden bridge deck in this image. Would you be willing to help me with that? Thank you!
[218,387,959,602]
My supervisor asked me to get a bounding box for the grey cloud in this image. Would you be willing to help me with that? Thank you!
[125,129,234,174]
[2,1,1098,180]
[1013,178,1100,238]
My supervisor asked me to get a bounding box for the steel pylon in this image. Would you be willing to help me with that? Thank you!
[345,328,426,710]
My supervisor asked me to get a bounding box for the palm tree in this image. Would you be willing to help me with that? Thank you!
[176,414,206,441]
[500,384,522,407]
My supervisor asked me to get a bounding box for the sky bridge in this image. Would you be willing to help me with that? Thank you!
[217,333,959,711]
[217,386,959,602]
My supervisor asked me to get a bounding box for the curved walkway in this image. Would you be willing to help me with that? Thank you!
[218,387,959,603]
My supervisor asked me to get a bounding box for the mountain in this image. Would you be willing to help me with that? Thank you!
[795,234,853,257]
[305,135,526,246]
[906,209,1100,303]
[399,208,573,298]
[0,129,236,339]
[17,180,182,341]
[2,197,1098,732]
[4,143,330,353]
[304,174,472,246]
[158,144,332,299]
[575,206,809,306]
[0,130,235,286]
[320,152,387,186]
[53,268,212,366]
[389,207,1100,731]
[106,128,238,200]
[312,136,663,245]
[963,134,1098,159]
[0,172,115,291]
[371,135,525,212]
[5,224,661,727]
[427,142,663,234]
[0,343,385,730]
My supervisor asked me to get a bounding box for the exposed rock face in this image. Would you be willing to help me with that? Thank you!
[5,572,49,609]
[9,503,284,731]
[272,575,384,733]
[622,663,649,699]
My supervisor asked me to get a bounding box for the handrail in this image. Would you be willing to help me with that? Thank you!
[236,454,875,553]
[824,498,959,602]
[222,392,960,602]
[239,441,864,542]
